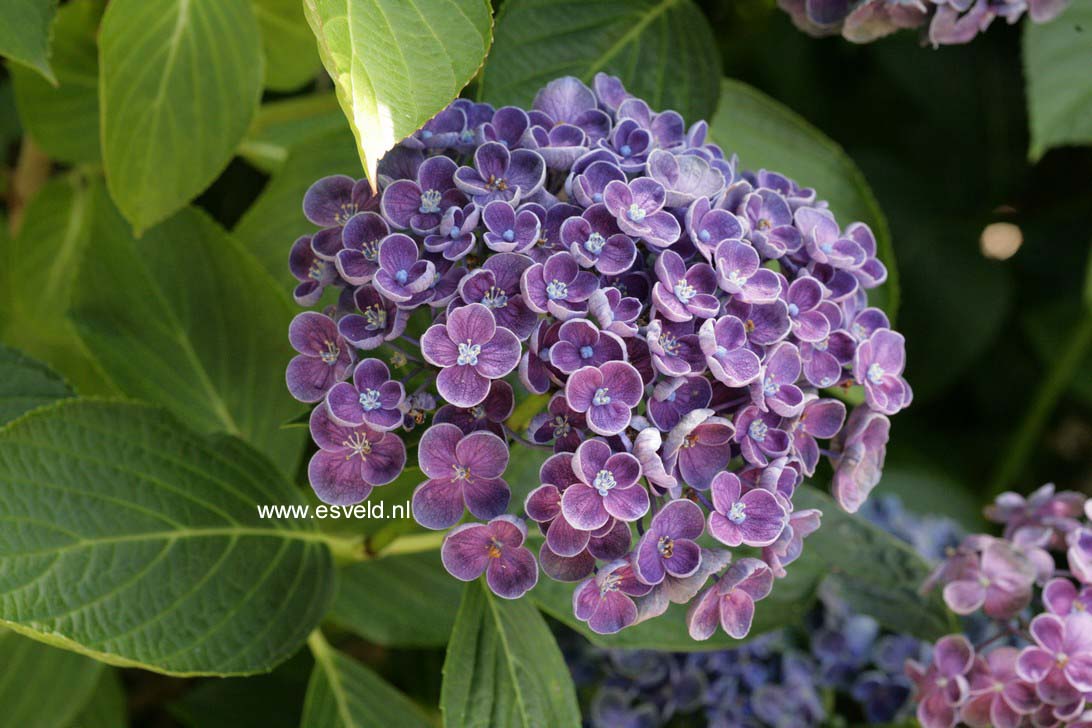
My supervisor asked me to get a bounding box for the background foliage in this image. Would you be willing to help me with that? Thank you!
[0,0,1089,725]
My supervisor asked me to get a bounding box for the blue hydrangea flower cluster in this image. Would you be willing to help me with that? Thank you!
[779,0,1069,44]
[566,496,961,727]
[285,74,913,639]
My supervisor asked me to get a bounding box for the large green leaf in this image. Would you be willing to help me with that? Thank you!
[710,78,899,318]
[0,629,103,728]
[99,0,263,232]
[302,0,493,184]
[0,345,73,426]
[330,551,463,647]
[239,93,348,173]
[0,175,117,396]
[234,128,360,286]
[1024,0,1092,160]
[0,400,335,676]
[480,0,720,124]
[442,581,581,728]
[253,0,322,91]
[71,182,305,475]
[794,486,953,641]
[0,0,58,84]
[67,669,127,728]
[302,632,433,728]
[9,0,101,164]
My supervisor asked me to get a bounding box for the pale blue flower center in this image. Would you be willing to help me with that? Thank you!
[419,189,442,214]
[593,469,617,496]
[358,388,382,411]
[546,279,568,300]
[421,129,434,139]
[657,535,674,558]
[450,225,461,237]
[699,229,711,242]
[787,303,799,317]
[395,269,409,285]
[457,341,482,366]
[620,144,632,157]
[593,387,611,405]
[748,419,768,441]
[482,287,508,310]
[460,130,474,143]
[814,338,829,351]
[503,229,515,242]
[716,345,728,357]
[763,375,778,396]
[584,232,606,254]
[867,362,885,384]
[452,464,471,480]
[308,260,325,281]
[592,192,603,203]
[728,501,747,524]
[674,280,697,303]
[666,390,676,402]
[820,243,834,253]
[343,432,372,459]
[820,376,834,387]
[363,304,387,331]
[627,203,646,223]
[320,340,340,365]
[851,323,867,339]
[726,269,746,287]
[580,345,594,359]
[600,572,622,595]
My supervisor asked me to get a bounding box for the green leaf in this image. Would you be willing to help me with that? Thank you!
[254,0,322,91]
[239,93,348,173]
[302,631,433,728]
[794,486,953,641]
[67,669,127,728]
[442,581,581,728]
[0,174,117,396]
[0,629,103,728]
[10,0,102,164]
[70,182,305,475]
[99,0,263,232]
[709,78,899,318]
[480,0,720,124]
[330,551,463,647]
[530,546,821,651]
[0,400,336,676]
[0,345,72,426]
[1024,0,1092,160]
[0,0,58,84]
[234,128,360,286]
[302,0,493,184]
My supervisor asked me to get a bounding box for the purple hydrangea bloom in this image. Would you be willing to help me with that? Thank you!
[481,200,540,253]
[454,141,546,205]
[372,233,436,302]
[698,315,761,388]
[570,159,626,208]
[832,407,890,513]
[663,408,734,489]
[788,396,847,476]
[603,178,681,248]
[441,515,538,599]
[854,329,913,415]
[560,204,637,276]
[424,203,480,261]
[1017,613,1092,708]
[325,358,405,431]
[303,175,377,255]
[560,438,649,530]
[338,284,408,350]
[750,341,806,418]
[286,311,355,402]
[687,558,774,639]
[532,76,612,141]
[686,196,745,260]
[412,423,511,530]
[646,149,725,208]
[588,286,642,338]
[634,499,705,585]
[573,559,653,634]
[548,318,626,374]
[646,318,705,377]
[565,361,644,436]
[735,405,791,467]
[289,235,337,306]
[905,635,974,728]
[522,251,599,320]
[307,406,406,505]
[335,212,389,285]
[708,471,788,548]
[529,393,586,453]
[714,240,782,304]
[652,250,720,322]
[421,303,521,407]
[647,375,712,431]
[381,155,465,234]
[784,276,832,343]
[455,252,537,339]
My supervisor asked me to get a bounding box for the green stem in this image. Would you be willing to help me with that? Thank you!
[377,531,445,556]
[988,311,1092,496]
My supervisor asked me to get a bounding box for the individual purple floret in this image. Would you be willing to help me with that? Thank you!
[441,515,538,599]
[454,141,546,205]
[286,311,355,403]
[633,499,705,585]
[421,303,521,407]
[412,423,510,529]
[285,72,913,642]
[325,358,405,431]
[307,406,406,505]
[565,361,644,436]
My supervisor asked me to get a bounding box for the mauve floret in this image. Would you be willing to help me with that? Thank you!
[285,73,912,640]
